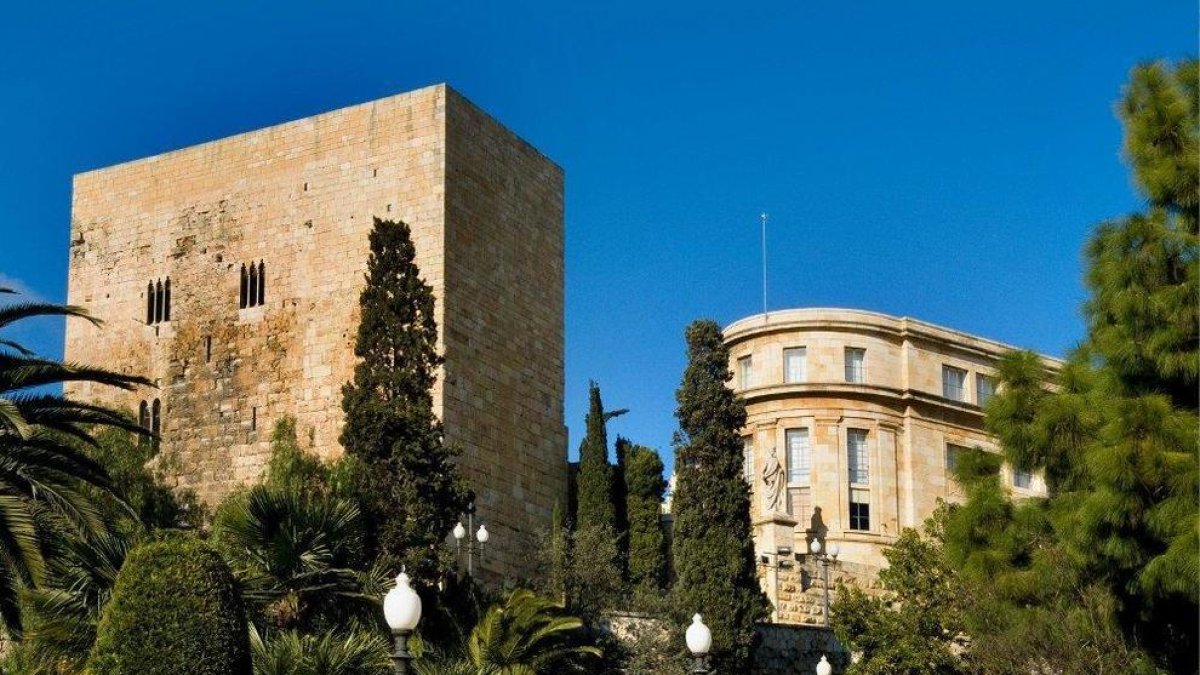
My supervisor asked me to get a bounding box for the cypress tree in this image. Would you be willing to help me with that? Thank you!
[575,381,615,532]
[624,443,667,591]
[340,218,470,584]
[613,436,632,579]
[670,320,768,669]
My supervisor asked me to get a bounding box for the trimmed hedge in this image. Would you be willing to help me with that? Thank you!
[87,535,251,675]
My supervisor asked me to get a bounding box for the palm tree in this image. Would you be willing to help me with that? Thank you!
[417,589,600,675]
[0,287,149,636]
[211,483,384,632]
[250,626,392,675]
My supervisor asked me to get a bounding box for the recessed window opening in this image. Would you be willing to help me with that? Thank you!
[145,278,171,325]
[239,261,267,308]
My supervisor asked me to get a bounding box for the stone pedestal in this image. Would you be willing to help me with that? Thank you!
[755,512,799,622]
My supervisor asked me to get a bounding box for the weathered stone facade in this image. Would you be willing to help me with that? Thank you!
[64,84,567,579]
[725,308,1058,625]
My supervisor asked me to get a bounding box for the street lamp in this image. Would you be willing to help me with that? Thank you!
[685,613,712,674]
[809,539,839,628]
[816,654,833,675]
[450,503,489,576]
[383,571,422,675]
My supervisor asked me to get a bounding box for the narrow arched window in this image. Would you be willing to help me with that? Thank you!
[163,278,171,322]
[138,400,150,448]
[150,399,162,452]
[248,263,259,308]
[240,264,248,309]
[146,283,154,324]
[154,280,164,323]
[257,261,266,306]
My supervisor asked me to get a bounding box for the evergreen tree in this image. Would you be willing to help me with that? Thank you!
[670,320,768,669]
[944,59,1199,674]
[575,382,620,533]
[340,218,470,585]
[612,436,632,580]
[624,444,667,592]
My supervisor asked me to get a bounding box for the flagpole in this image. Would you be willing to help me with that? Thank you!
[761,212,769,322]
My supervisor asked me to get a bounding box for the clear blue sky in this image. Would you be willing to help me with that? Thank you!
[1,1,1194,478]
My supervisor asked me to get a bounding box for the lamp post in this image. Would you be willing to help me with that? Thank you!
[808,539,839,628]
[383,571,422,675]
[685,613,712,674]
[450,503,490,576]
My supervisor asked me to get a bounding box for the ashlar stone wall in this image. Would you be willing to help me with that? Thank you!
[64,84,566,580]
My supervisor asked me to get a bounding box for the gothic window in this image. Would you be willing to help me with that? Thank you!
[150,399,162,452]
[240,264,249,309]
[138,400,150,448]
[241,261,266,308]
[146,278,171,325]
[257,261,266,306]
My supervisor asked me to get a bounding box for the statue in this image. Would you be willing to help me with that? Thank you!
[761,447,785,513]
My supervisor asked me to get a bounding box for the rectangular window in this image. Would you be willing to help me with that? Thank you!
[738,355,753,390]
[942,365,967,401]
[844,347,865,383]
[1013,468,1032,489]
[788,486,812,527]
[946,443,968,472]
[848,429,869,484]
[784,347,807,383]
[742,437,755,484]
[976,374,996,406]
[849,488,871,531]
[785,428,811,484]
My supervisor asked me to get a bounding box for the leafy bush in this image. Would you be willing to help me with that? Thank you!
[87,535,251,675]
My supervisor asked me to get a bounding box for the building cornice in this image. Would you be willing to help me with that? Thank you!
[724,308,1062,369]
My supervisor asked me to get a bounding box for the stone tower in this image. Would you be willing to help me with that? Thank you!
[64,84,567,579]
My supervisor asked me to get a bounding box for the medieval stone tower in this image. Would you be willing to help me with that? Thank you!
[64,84,567,579]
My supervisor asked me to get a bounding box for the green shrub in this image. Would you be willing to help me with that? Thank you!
[87,535,251,675]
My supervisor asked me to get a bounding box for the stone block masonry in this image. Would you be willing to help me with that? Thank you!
[64,84,567,581]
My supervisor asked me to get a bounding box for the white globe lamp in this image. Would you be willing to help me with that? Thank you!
[383,571,421,674]
[816,654,833,675]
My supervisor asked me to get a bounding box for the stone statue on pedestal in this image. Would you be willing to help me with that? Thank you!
[761,447,785,513]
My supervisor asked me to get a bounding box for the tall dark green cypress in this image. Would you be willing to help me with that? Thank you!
[575,381,615,532]
[670,320,768,669]
[340,218,470,585]
[612,436,632,579]
[624,443,667,591]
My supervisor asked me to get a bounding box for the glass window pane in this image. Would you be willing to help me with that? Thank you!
[738,355,753,389]
[845,348,865,383]
[784,347,807,383]
[743,438,754,484]
[788,487,811,527]
[977,374,996,406]
[1013,469,1032,489]
[848,429,869,484]
[942,365,966,401]
[786,428,810,484]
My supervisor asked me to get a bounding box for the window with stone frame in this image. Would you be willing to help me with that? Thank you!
[145,278,171,325]
[844,347,866,383]
[942,365,967,401]
[976,373,996,406]
[1012,468,1033,489]
[785,428,811,484]
[847,428,869,484]
[742,437,754,485]
[240,261,267,309]
[737,355,753,390]
[783,347,807,383]
[849,488,871,531]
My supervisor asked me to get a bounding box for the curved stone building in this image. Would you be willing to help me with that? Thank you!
[724,308,1058,624]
